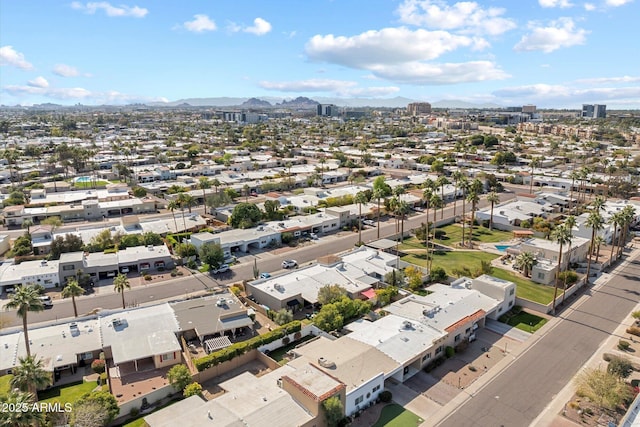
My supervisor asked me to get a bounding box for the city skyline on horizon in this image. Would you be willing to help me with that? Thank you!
[1,0,639,109]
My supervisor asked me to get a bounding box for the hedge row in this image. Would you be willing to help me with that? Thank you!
[194,321,301,372]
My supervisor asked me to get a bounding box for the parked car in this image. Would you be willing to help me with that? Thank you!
[211,264,230,274]
[362,219,376,226]
[309,233,319,240]
[120,267,130,274]
[39,295,53,307]
[259,272,271,279]
[282,259,298,269]
[5,286,16,294]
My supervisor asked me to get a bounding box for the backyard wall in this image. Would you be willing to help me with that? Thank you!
[194,349,259,383]
[516,277,587,314]
[116,382,175,420]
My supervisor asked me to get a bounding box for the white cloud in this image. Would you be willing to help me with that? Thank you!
[3,82,167,104]
[492,83,640,106]
[605,0,633,6]
[369,60,510,85]
[53,64,80,77]
[244,18,272,36]
[514,18,588,53]
[539,0,573,8]
[575,76,640,84]
[183,14,217,33]
[584,3,596,10]
[70,2,148,18]
[259,78,399,97]
[396,0,517,36]
[0,46,33,70]
[306,27,477,68]
[27,77,49,88]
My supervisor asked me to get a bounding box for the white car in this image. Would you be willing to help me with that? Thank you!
[211,264,230,274]
[120,267,130,274]
[309,233,319,240]
[39,295,53,307]
[282,259,298,269]
[362,219,376,226]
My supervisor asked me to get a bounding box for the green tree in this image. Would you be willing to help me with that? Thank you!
[372,176,392,239]
[5,284,44,356]
[41,215,62,231]
[263,199,281,220]
[167,364,193,393]
[230,202,262,228]
[198,177,211,212]
[354,191,369,245]
[314,305,344,332]
[11,234,33,256]
[486,191,500,231]
[515,252,537,278]
[62,279,85,318]
[71,391,119,427]
[317,284,347,305]
[10,355,51,399]
[113,273,130,310]
[529,157,542,194]
[21,219,34,234]
[404,265,423,290]
[167,200,179,232]
[273,308,294,325]
[199,242,225,269]
[550,224,572,314]
[0,391,45,426]
[322,396,344,427]
[183,382,203,398]
[175,242,198,259]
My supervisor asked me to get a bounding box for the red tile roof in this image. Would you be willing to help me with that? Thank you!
[445,309,485,333]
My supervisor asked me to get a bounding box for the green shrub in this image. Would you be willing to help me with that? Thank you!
[194,321,302,371]
[144,274,152,281]
[379,390,392,403]
[91,359,106,374]
[608,356,633,378]
[183,382,203,398]
[434,229,446,239]
[445,346,455,358]
[129,407,140,417]
[619,340,631,351]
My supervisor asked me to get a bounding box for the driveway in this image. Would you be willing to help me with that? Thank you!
[385,379,441,421]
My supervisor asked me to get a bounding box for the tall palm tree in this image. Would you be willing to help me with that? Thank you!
[4,284,44,357]
[486,191,500,231]
[436,175,449,219]
[609,211,623,263]
[430,194,443,225]
[1,391,45,426]
[198,177,211,213]
[561,216,577,304]
[372,176,391,239]
[61,279,85,317]
[466,190,480,246]
[459,178,470,247]
[515,251,536,277]
[585,211,604,283]
[569,170,580,213]
[451,171,464,216]
[551,224,572,314]
[21,219,34,234]
[113,273,130,309]
[529,157,542,194]
[167,200,179,232]
[354,191,369,245]
[422,188,433,267]
[617,205,636,259]
[396,200,410,243]
[10,355,51,400]
[211,178,221,194]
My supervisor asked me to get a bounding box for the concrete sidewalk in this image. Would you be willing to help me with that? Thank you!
[485,318,533,343]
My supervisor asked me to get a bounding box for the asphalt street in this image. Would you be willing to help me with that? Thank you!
[437,249,640,427]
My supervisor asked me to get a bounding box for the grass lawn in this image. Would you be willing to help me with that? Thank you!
[38,380,98,405]
[500,310,547,333]
[72,179,110,189]
[490,269,557,305]
[372,403,424,427]
[0,375,13,397]
[434,224,513,246]
[402,251,499,277]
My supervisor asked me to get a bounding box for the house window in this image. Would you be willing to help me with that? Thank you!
[435,346,443,354]
[82,352,93,360]
[355,395,364,405]
[454,334,461,342]
[63,265,75,271]
[509,288,514,296]
[537,272,545,280]
[465,327,471,334]
[161,353,175,362]
[373,385,381,392]
[422,354,431,362]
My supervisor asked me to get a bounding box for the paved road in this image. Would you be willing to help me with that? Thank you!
[437,250,640,427]
[1,191,515,328]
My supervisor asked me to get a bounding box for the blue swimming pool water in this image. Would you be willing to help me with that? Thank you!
[75,176,92,183]
[495,245,511,252]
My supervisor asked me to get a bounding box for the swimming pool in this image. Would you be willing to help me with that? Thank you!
[495,245,511,252]
[74,176,92,183]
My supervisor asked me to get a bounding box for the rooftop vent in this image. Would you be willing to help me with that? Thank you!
[318,357,336,369]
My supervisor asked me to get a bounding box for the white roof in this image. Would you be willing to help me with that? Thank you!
[100,304,180,364]
[117,244,170,264]
[0,260,59,284]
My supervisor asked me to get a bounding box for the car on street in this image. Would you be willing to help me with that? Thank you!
[282,259,298,269]
[259,272,271,279]
[39,295,53,307]
[211,264,230,274]
[309,233,318,240]
[362,219,376,226]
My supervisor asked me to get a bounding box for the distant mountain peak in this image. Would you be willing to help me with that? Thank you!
[241,98,272,108]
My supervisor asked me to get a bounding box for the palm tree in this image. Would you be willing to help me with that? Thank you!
[609,211,623,263]
[451,171,464,216]
[459,178,470,247]
[198,177,211,213]
[167,200,179,232]
[436,175,449,219]
[11,355,51,400]
[515,252,536,277]
[354,191,369,245]
[529,157,541,194]
[569,170,580,213]
[61,279,85,317]
[21,218,34,234]
[617,205,636,259]
[551,224,572,314]
[585,211,604,283]
[4,284,44,357]
[561,215,577,304]
[430,194,443,225]
[1,391,45,426]
[593,235,605,266]
[466,190,480,246]
[396,200,410,243]
[372,176,391,239]
[113,273,130,309]
[486,191,500,231]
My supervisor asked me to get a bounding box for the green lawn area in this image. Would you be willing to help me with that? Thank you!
[401,249,557,305]
[402,251,499,277]
[500,309,548,333]
[38,380,98,405]
[372,403,424,427]
[490,269,557,305]
[435,224,513,246]
[0,375,13,397]
[72,179,110,189]
[268,335,316,365]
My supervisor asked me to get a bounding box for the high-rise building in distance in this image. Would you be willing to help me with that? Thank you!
[582,104,606,119]
[407,102,432,115]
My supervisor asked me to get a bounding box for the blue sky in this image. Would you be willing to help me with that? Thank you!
[1,0,638,108]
